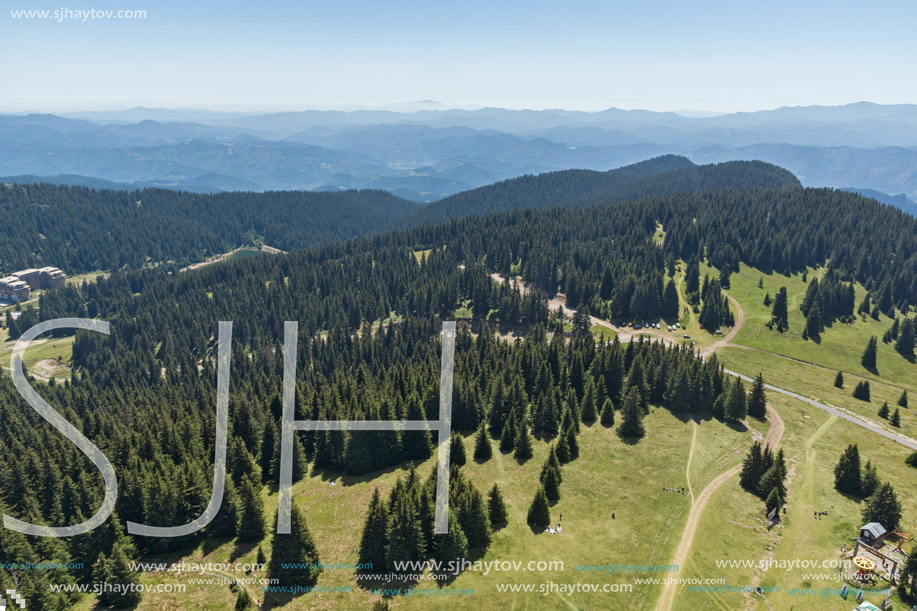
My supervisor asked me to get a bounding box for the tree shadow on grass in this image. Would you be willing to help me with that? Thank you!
[230,539,258,563]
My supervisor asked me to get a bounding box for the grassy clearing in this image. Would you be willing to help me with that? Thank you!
[720,346,917,439]
[754,393,917,610]
[0,330,74,381]
[726,263,917,393]
[73,408,763,610]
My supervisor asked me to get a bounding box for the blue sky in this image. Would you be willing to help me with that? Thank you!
[1,0,915,112]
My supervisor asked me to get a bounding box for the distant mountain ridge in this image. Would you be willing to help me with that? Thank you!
[2,102,917,200]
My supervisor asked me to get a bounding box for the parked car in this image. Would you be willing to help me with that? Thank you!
[683,334,691,339]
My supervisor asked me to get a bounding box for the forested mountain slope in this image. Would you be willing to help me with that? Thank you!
[402,156,800,226]
[3,176,917,607]
[0,185,416,274]
[0,156,799,275]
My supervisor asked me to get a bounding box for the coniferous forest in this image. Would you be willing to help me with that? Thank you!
[4,166,917,605]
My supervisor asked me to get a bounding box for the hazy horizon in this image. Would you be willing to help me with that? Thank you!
[2,0,915,114]
[0,100,909,117]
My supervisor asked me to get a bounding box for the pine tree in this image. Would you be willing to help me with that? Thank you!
[488,484,508,528]
[891,408,901,427]
[358,488,389,575]
[861,482,902,529]
[92,544,142,608]
[257,546,266,566]
[617,385,645,439]
[473,422,492,462]
[268,502,321,588]
[747,373,767,418]
[555,429,571,463]
[599,397,615,427]
[899,390,909,408]
[861,336,878,370]
[236,474,265,543]
[450,433,467,467]
[833,444,862,496]
[834,371,844,388]
[513,420,533,461]
[527,487,551,530]
[878,402,890,419]
[543,465,561,503]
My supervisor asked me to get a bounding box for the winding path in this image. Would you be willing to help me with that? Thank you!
[654,403,784,611]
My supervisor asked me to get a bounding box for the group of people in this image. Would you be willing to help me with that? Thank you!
[813,510,828,518]
[546,514,564,535]
[662,486,685,494]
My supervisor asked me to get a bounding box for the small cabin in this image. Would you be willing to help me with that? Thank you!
[859,522,887,544]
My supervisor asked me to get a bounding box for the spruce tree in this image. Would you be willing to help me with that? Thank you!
[92,544,142,608]
[234,590,254,610]
[747,373,767,418]
[268,502,321,588]
[618,385,645,439]
[861,336,878,370]
[899,390,909,408]
[210,476,240,538]
[564,425,579,460]
[541,446,562,484]
[473,422,492,462]
[891,408,901,427]
[555,430,571,463]
[402,401,433,460]
[861,482,902,529]
[834,371,844,388]
[513,420,533,461]
[236,473,265,543]
[487,484,508,528]
[771,288,789,331]
[358,488,389,575]
[725,377,747,422]
[833,444,862,496]
[543,465,561,503]
[600,397,615,427]
[527,486,551,530]
[385,498,426,573]
[862,461,880,497]
[740,442,765,491]
[433,512,468,565]
[499,419,515,453]
[852,380,871,401]
[458,488,492,551]
[581,380,598,424]
[878,402,890,419]
[450,433,467,467]
[896,318,916,358]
